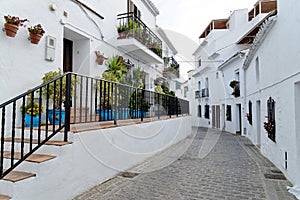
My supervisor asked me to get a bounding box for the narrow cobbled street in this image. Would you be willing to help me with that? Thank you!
[74,127,295,200]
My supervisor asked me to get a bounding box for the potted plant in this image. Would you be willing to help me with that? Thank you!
[229,80,240,97]
[20,93,44,127]
[117,25,127,39]
[28,24,45,44]
[3,15,28,37]
[95,51,107,65]
[41,68,75,125]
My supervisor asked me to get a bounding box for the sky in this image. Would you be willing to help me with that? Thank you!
[151,0,258,42]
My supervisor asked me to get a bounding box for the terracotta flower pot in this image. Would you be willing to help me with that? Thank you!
[29,33,42,44]
[4,23,19,37]
[96,57,104,65]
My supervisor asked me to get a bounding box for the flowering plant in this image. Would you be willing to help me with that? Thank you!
[4,15,28,26]
[229,80,239,88]
[28,24,45,35]
[21,102,44,116]
[264,121,275,134]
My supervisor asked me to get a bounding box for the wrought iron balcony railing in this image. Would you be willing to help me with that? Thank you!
[117,12,162,58]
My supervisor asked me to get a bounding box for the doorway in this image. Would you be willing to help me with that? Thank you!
[63,38,73,73]
[211,105,221,129]
[256,101,261,147]
[216,105,220,129]
[212,105,215,128]
[236,104,242,134]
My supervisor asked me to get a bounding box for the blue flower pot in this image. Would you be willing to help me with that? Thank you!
[25,114,41,127]
[118,108,130,119]
[96,110,116,121]
[48,110,65,125]
[131,110,146,118]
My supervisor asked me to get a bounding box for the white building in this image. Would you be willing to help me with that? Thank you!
[191,0,300,195]
[244,0,300,192]
[0,0,179,104]
[0,1,191,199]
[191,0,277,134]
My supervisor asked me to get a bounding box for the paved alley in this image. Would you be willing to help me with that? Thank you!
[74,127,296,200]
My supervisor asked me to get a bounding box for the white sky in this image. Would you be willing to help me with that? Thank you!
[152,0,258,42]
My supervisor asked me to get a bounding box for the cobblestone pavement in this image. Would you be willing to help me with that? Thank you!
[73,127,296,200]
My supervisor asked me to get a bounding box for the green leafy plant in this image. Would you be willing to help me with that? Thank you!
[103,56,128,82]
[20,91,44,116]
[41,68,76,109]
[21,102,44,116]
[28,24,45,35]
[4,15,28,26]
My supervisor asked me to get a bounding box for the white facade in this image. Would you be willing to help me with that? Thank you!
[244,0,300,188]
[191,0,300,193]
[191,6,271,132]
[0,117,192,199]
[0,0,178,104]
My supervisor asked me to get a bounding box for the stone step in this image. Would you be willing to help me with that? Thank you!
[3,151,55,163]
[0,194,11,200]
[4,137,72,146]
[3,171,35,183]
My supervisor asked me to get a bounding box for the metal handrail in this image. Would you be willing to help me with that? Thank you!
[0,72,189,179]
[117,12,162,58]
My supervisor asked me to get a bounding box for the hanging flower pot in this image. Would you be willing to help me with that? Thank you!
[28,24,45,45]
[29,32,42,44]
[3,15,28,37]
[95,51,107,65]
[4,23,19,37]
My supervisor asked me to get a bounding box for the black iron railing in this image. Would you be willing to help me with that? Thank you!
[0,72,189,179]
[117,12,162,58]
[0,73,72,179]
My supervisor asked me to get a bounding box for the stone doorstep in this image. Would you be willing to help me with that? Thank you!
[4,137,72,146]
[3,170,36,183]
[0,194,11,200]
[3,151,56,163]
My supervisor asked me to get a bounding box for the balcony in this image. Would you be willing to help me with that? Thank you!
[195,88,209,99]
[163,57,179,79]
[201,88,209,98]
[116,12,163,64]
[195,91,201,99]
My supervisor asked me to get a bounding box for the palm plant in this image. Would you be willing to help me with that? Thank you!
[102,56,128,82]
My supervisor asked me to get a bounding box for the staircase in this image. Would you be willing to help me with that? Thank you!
[0,128,72,199]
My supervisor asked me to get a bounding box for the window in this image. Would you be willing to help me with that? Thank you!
[198,59,201,67]
[204,104,210,119]
[247,101,253,125]
[129,0,141,18]
[184,86,188,98]
[198,105,202,117]
[265,97,276,142]
[255,57,260,83]
[226,105,232,121]
[175,81,181,90]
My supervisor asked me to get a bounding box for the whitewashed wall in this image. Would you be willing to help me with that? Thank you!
[2,116,192,200]
[0,0,167,103]
[244,0,300,186]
